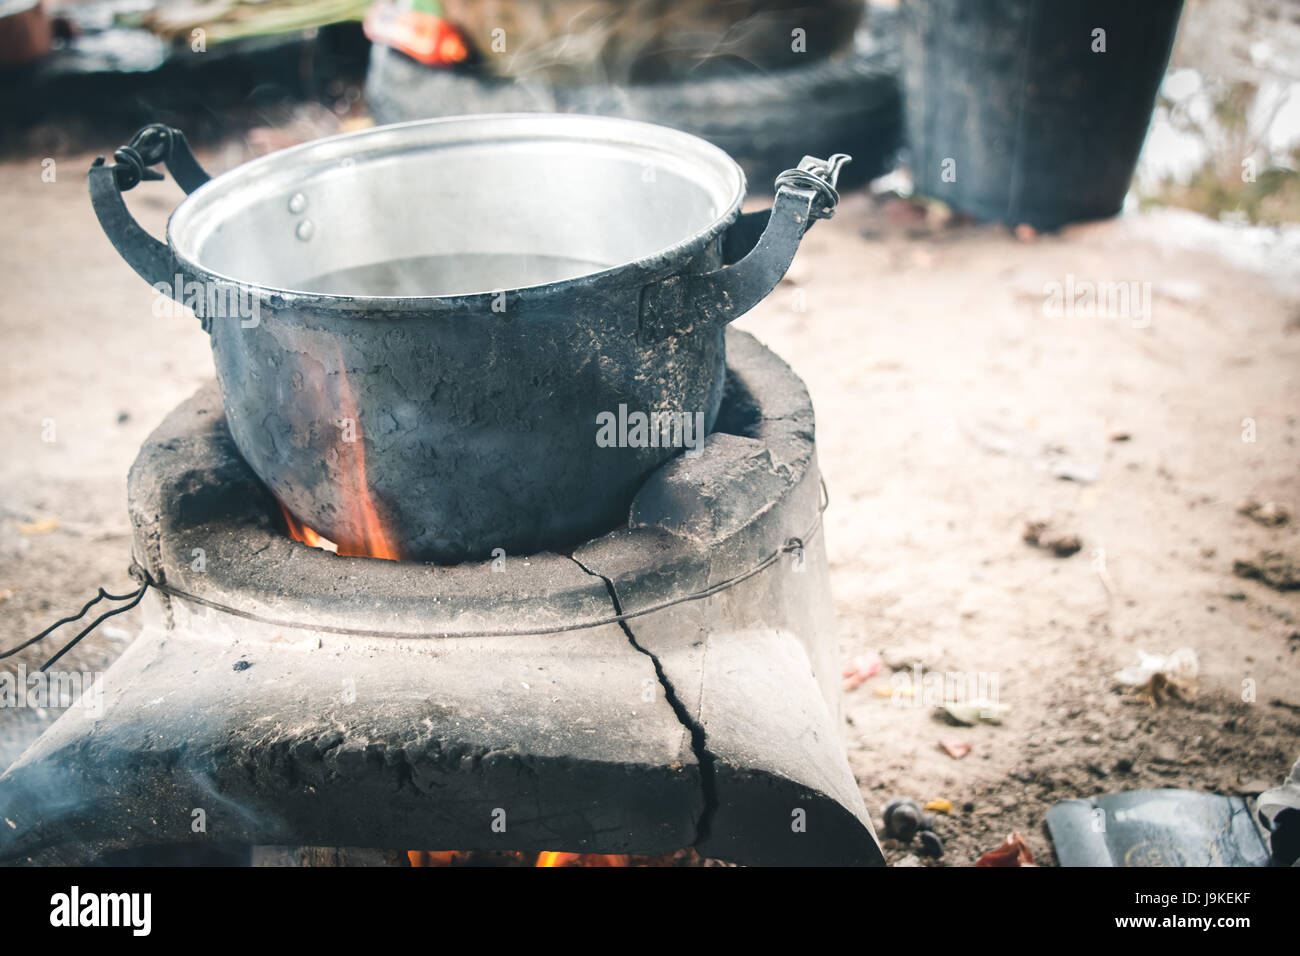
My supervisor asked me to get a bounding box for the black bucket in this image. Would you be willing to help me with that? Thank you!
[900,0,1184,230]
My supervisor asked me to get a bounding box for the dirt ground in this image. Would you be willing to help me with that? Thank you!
[2,0,1299,867]
[773,198,1300,864]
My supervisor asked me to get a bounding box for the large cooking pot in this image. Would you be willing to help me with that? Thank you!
[90,115,847,563]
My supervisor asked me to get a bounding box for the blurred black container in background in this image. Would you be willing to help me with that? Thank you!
[900,0,1184,230]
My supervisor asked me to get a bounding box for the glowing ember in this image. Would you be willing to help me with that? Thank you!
[406,851,483,867]
[406,850,641,867]
[535,852,631,867]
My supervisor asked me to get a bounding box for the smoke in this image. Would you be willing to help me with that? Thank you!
[471,0,862,87]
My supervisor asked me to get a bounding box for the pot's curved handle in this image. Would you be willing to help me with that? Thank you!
[89,124,211,313]
[639,153,850,343]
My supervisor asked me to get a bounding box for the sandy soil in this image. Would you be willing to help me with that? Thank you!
[748,197,1300,864]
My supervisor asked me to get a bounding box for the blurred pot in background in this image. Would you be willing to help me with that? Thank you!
[436,0,864,84]
[368,1,903,192]
[0,0,52,69]
[900,0,1184,230]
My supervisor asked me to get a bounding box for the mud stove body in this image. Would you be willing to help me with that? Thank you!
[0,331,883,866]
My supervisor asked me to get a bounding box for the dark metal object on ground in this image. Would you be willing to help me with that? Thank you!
[89,116,847,563]
[1046,790,1271,867]
[900,0,1184,230]
[0,331,884,867]
[1258,755,1300,866]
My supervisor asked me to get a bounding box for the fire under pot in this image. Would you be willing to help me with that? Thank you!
[0,330,883,867]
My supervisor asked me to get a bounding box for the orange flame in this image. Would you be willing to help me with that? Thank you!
[535,852,631,867]
[330,355,402,560]
[279,352,401,561]
[407,851,481,867]
[280,506,339,553]
[406,850,633,867]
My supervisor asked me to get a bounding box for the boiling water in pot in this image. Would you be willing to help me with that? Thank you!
[299,252,612,297]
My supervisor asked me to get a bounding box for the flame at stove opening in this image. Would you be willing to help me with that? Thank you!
[406,850,635,867]
[535,851,631,867]
[279,352,402,561]
[280,506,339,553]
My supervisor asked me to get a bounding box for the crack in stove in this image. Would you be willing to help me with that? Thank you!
[566,554,718,847]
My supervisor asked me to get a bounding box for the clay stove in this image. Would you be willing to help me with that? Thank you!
[0,330,883,867]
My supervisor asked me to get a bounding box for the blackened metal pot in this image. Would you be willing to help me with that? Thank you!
[90,115,847,563]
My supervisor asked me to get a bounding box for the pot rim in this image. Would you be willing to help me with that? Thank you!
[166,113,748,310]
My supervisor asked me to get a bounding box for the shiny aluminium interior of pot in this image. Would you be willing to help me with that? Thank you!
[167,114,747,297]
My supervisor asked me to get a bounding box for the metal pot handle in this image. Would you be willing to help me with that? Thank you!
[638,153,850,343]
[88,124,211,310]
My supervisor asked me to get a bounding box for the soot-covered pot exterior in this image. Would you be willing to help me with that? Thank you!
[89,118,847,563]
[209,255,729,563]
